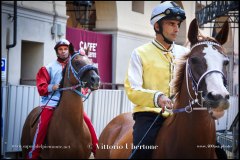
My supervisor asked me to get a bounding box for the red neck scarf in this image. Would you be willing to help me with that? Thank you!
[57,57,69,69]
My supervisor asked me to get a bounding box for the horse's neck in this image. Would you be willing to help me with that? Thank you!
[58,72,84,124]
[169,73,216,150]
[174,71,195,109]
[173,69,216,136]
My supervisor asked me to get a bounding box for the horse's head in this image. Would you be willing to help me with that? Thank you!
[68,43,100,90]
[187,18,230,118]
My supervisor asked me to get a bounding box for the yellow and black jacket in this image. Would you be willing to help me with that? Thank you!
[124,39,189,116]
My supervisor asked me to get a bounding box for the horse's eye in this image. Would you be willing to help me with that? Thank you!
[223,60,229,66]
[74,60,81,66]
[190,57,200,64]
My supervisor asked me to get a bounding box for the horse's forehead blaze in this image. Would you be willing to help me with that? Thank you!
[201,45,229,96]
[202,45,224,70]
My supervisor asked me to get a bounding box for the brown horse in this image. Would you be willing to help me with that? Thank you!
[21,43,100,159]
[96,18,230,159]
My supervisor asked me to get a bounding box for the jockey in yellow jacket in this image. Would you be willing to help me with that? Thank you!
[125,39,189,114]
[124,1,189,159]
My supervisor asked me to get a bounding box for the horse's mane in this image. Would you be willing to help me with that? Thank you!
[57,64,67,106]
[171,35,219,100]
[59,65,67,89]
[171,52,189,100]
[59,52,80,90]
[57,52,80,106]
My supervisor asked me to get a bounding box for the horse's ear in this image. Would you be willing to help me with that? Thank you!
[215,20,229,45]
[188,18,199,46]
[212,26,217,38]
[68,43,75,55]
[84,47,89,56]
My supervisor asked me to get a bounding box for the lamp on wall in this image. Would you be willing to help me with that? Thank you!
[73,1,93,26]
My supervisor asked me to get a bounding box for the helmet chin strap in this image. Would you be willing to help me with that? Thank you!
[155,21,173,44]
[162,33,173,44]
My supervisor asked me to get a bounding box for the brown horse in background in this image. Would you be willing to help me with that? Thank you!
[96,18,230,159]
[21,43,100,159]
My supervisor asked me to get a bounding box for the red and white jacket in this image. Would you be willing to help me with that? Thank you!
[36,58,68,108]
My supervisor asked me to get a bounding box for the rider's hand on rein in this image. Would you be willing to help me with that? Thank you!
[52,84,60,91]
[157,94,173,110]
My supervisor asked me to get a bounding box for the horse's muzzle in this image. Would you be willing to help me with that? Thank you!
[209,109,225,120]
[203,98,230,110]
[204,96,229,119]
[89,75,100,90]
[204,92,230,110]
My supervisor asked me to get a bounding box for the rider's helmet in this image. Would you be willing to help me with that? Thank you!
[150,1,186,44]
[54,39,70,53]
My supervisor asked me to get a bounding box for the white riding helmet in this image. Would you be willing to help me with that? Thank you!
[54,39,70,51]
[150,1,186,26]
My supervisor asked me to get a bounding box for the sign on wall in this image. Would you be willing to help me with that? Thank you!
[1,58,6,81]
[66,27,112,84]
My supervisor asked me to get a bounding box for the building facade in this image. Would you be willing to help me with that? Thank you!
[1,1,239,158]
[2,1,238,94]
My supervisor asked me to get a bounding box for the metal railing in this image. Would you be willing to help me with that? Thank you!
[1,84,238,158]
[1,85,132,154]
[216,132,239,159]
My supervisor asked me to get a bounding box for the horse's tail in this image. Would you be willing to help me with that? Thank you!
[21,106,41,158]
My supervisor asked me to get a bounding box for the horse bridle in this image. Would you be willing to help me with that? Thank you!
[59,51,99,99]
[165,41,227,114]
[68,51,98,84]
